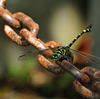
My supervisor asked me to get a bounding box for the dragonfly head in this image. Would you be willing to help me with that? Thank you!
[52,52,62,61]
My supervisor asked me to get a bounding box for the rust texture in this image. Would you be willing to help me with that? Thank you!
[73,79,100,99]
[92,81,100,92]
[0,7,21,28]
[1,0,100,98]
[56,60,90,83]
[0,0,6,7]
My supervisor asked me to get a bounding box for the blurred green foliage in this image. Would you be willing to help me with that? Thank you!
[8,59,38,82]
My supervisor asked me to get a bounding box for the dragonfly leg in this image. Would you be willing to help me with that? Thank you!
[64,51,74,63]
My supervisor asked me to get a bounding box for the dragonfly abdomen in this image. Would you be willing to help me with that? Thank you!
[68,24,92,48]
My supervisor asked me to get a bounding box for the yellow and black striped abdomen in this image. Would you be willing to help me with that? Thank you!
[52,24,92,61]
[68,24,92,48]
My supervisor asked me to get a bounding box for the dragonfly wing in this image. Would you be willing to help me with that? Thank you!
[69,48,100,64]
[18,47,60,61]
[18,50,39,61]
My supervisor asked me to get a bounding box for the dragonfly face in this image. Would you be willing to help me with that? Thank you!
[52,52,62,61]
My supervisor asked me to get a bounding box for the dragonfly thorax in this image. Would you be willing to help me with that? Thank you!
[52,46,69,61]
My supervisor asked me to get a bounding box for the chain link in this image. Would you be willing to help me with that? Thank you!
[0,0,100,98]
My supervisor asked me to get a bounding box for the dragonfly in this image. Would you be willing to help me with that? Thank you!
[18,24,100,64]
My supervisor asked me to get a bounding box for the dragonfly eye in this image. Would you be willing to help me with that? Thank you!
[52,53,61,60]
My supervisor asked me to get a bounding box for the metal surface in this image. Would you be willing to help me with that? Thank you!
[0,0,100,98]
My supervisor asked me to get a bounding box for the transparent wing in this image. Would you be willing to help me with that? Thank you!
[18,50,39,61]
[18,47,57,61]
[69,48,100,64]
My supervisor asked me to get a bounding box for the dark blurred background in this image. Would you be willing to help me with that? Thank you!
[0,0,100,99]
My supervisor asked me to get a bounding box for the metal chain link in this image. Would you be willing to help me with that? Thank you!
[0,0,100,98]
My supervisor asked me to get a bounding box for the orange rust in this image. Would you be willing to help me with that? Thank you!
[81,72,90,83]
[82,86,94,97]
[13,12,39,37]
[20,29,49,50]
[0,0,6,7]
[46,41,63,48]
[92,81,100,92]
[57,60,90,83]
[73,79,94,98]
[81,67,100,81]
[93,82,100,87]
[38,54,48,68]
[0,7,21,28]
[94,72,100,77]
[37,54,65,74]
[89,67,95,73]
[2,5,73,75]
[4,25,29,46]
[73,79,81,92]
[83,91,89,96]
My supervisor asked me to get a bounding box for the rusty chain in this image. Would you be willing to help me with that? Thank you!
[0,0,100,98]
